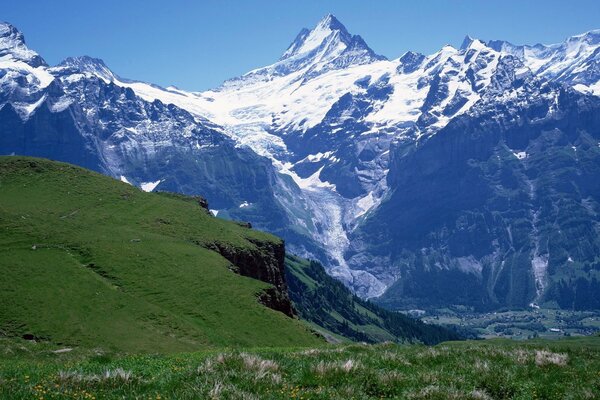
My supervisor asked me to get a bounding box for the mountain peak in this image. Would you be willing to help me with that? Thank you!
[565,29,600,46]
[280,13,383,63]
[60,55,109,70]
[460,35,488,51]
[316,13,346,32]
[460,35,475,50]
[281,14,351,60]
[0,22,23,43]
[0,22,46,67]
[56,56,116,81]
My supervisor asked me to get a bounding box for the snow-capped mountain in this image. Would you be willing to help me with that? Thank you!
[0,22,45,67]
[0,22,301,249]
[1,16,600,309]
[486,30,600,95]
[0,23,54,118]
[233,13,386,86]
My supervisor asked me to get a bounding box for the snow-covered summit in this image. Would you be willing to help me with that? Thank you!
[0,23,55,118]
[280,13,383,63]
[460,35,488,51]
[54,56,116,82]
[485,29,600,94]
[222,14,385,88]
[0,22,46,67]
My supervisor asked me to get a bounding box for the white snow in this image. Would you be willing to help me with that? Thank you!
[573,81,600,96]
[499,30,600,93]
[288,165,336,190]
[49,96,73,113]
[0,60,54,88]
[94,24,536,298]
[285,17,335,57]
[514,151,527,160]
[355,191,376,218]
[530,209,548,299]
[239,201,250,208]
[140,180,161,192]
[120,175,132,185]
[209,209,219,216]
[0,23,45,66]
[21,94,46,116]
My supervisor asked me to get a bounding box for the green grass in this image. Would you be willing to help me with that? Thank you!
[0,156,321,352]
[1,336,599,399]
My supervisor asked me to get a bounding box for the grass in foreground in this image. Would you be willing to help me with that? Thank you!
[1,337,599,399]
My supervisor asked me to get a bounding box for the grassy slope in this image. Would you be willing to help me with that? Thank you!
[1,336,599,399]
[285,255,461,345]
[0,157,320,352]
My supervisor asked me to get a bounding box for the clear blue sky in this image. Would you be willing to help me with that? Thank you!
[4,0,600,91]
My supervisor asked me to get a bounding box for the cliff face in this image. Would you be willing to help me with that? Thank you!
[205,236,295,317]
[350,89,600,310]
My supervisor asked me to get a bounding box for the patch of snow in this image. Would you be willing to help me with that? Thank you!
[514,151,527,160]
[209,209,219,216]
[21,94,46,116]
[120,176,131,185]
[49,96,73,113]
[304,151,333,162]
[140,180,161,192]
[284,165,336,191]
[0,60,54,88]
[355,191,376,218]
[239,201,250,208]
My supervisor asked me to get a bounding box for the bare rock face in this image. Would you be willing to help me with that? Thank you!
[206,238,295,317]
[196,196,209,211]
[351,88,600,311]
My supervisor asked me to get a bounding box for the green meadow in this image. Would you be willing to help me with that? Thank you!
[1,336,599,399]
[0,157,319,351]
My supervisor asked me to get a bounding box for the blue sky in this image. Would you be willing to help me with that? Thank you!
[4,0,600,91]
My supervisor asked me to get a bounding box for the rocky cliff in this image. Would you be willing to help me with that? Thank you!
[205,236,295,317]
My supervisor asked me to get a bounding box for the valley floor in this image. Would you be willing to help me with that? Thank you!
[419,308,600,340]
[1,336,599,399]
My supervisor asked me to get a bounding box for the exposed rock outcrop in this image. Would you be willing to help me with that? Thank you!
[204,238,295,317]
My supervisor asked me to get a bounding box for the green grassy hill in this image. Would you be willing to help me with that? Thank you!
[0,156,321,352]
[285,255,460,344]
